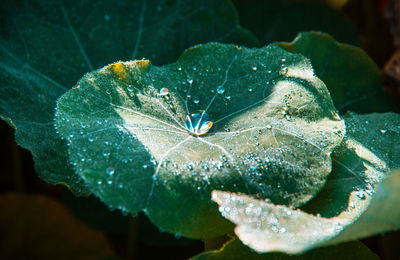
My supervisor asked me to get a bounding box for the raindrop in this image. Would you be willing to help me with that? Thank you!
[159,88,169,96]
[185,112,213,136]
[106,167,115,176]
[217,87,225,94]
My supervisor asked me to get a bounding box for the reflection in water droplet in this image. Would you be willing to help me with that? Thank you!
[159,88,169,96]
[184,112,213,136]
[106,167,115,176]
[217,87,225,94]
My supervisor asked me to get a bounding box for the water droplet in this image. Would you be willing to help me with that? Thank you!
[143,164,148,169]
[97,180,102,185]
[159,88,169,96]
[102,150,111,157]
[104,15,110,21]
[194,99,199,104]
[225,95,231,100]
[266,125,272,129]
[184,112,213,136]
[152,176,157,181]
[188,79,193,84]
[281,58,286,62]
[106,89,111,94]
[118,184,124,189]
[107,180,113,185]
[88,137,94,142]
[106,167,115,176]
[248,88,253,92]
[177,67,182,71]
[380,129,387,134]
[252,66,257,71]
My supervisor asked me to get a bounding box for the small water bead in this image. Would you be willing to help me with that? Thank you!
[184,112,213,136]
[252,66,257,71]
[224,95,231,100]
[188,79,194,84]
[380,129,387,134]
[106,167,115,176]
[193,99,200,104]
[88,137,94,142]
[159,88,169,96]
[97,180,102,185]
[248,88,253,92]
[281,58,286,62]
[217,87,225,94]
[104,14,110,21]
[102,150,111,157]
[177,67,182,71]
[107,180,113,185]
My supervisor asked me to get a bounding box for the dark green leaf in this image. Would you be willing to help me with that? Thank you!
[233,0,359,46]
[55,43,344,238]
[0,0,256,194]
[212,112,399,253]
[192,238,379,260]
[278,32,397,113]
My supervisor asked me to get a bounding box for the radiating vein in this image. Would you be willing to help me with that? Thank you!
[145,135,192,208]
[197,137,233,161]
[156,100,185,129]
[59,0,94,71]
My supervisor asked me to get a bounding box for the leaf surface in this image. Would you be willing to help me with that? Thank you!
[278,32,397,113]
[55,43,344,238]
[0,0,256,194]
[192,238,379,260]
[212,112,400,253]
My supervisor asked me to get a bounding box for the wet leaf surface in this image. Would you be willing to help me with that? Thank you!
[55,43,344,238]
[212,112,400,253]
[0,0,256,194]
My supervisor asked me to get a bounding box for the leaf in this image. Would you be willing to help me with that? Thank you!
[0,0,257,195]
[278,32,397,113]
[0,192,115,260]
[55,43,344,238]
[212,112,400,253]
[192,238,379,260]
[233,0,359,46]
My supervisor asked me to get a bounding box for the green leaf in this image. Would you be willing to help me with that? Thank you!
[55,43,344,238]
[192,238,379,260]
[0,192,115,259]
[212,112,400,253]
[233,0,359,46]
[0,0,257,195]
[278,32,397,113]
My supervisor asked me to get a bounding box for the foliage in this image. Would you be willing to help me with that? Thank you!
[0,0,399,258]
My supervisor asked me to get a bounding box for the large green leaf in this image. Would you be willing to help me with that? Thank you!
[192,238,379,260]
[0,0,256,195]
[278,32,397,113]
[212,112,400,253]
[55,43,344,238]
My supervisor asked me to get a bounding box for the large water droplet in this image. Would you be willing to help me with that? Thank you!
[184,112,213,136]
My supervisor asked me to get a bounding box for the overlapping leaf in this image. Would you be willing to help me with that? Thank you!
[0,0,256,194]
[55,43,344,238]
[193,238,378,260]
[212,112,400,253]
[278,32,397,113]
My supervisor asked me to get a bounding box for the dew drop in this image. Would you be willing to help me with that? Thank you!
[106,167,115,176]
[143,164,148,169]
[159,88,169,96]
[281,58,286,62]
[97,180,102,185]
[88,137,94,142]
[380,129,387,134]
[194,99,200,104]
[248,88,253,92]
[188,79,193,84]
[107,180,113,185]
[177,67,182,71]
[217,87,225,94]
[102,150,111,157]
[252,66,257,71]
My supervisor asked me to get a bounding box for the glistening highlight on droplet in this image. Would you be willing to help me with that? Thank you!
[184,112,213,136]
